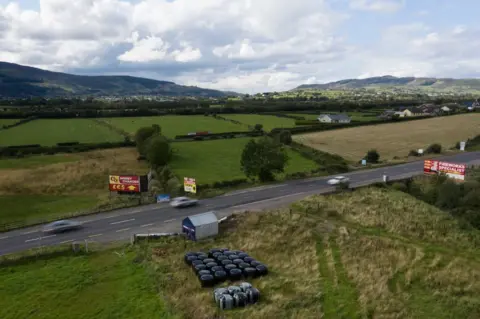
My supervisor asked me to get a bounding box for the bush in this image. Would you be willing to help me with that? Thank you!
[365,149,380,163]
[426,143,442,154]
[392,182,408,192]
[275,130,292,145]
[408,149,420,157]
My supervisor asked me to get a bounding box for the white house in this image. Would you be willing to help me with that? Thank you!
[317,114,352,123]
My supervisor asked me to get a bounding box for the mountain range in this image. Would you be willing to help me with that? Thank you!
[296,75,480,91]
[0,62,230,98]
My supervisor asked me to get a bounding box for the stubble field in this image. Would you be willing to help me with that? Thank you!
[294,113,480,161]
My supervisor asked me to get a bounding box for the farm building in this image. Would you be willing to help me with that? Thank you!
[182,211,218,241]
[317,114,352,123]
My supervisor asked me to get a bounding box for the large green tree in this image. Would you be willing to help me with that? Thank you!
[134,125,161,155]
[145,134,172,168]
[240,137,289,182]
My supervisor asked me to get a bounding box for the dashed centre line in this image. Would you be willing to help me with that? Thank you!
[25,234,56,243]
[164,218,176,223]
[141,223,154,227]
[88,234,103,238]
[116,228,130,233]
[60,239,74,244]
[110,218,135,225]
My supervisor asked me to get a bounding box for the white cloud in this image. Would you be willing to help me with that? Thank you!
[0,0,479,93]
[349,0,404,13]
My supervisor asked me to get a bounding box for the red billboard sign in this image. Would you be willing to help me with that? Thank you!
[109,175,141,193]
[424,160,466,181]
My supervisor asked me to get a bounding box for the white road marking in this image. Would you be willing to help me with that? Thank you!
[0,236,9,240]
[164,218,176,223]
[116,228,130,232]
[88,234,103,238]
[25,234,56,243]
[103,215,117,219]
[22,230,38,235]
[110,218,135,225]
[60,239,74,244]
[141,223,154,227]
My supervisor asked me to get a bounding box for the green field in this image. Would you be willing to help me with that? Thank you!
[170,138,318,184]
[0,195,99,226]
[0,119,124,146]
[105,116,244,138]
[220,114,295,131]
[0,248,171,319]
[0,119,21,127]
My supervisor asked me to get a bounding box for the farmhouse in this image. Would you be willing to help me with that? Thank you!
[317,114,352,123]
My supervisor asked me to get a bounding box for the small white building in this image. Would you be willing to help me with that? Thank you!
[317,114,352,123]
[182,211,218,241]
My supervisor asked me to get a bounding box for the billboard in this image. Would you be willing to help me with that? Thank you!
[424,160,466,181]
[184,177,197,194]
[109,175,141,193]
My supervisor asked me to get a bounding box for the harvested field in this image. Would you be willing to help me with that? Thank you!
[294,113,480,161]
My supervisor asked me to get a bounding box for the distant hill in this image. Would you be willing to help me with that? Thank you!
[0,62,231,98]
[296,75,480,91]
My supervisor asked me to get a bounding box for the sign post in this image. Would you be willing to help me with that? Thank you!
[460,141,466,151]
[184,177,197,194]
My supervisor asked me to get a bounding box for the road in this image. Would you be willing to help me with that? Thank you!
[0,152,478,256]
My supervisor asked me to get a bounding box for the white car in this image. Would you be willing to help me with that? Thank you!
[170,196,198,208]
[327,176,350,185]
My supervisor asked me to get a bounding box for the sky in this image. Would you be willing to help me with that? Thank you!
[0,0,479,93]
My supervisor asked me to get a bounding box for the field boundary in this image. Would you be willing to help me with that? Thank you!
[272,111,473,135]
[92,118,132,139]
[0,116,38,131]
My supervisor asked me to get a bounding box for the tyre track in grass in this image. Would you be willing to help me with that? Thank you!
[316,233,363,319]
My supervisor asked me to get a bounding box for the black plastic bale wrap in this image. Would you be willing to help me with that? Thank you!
[255,264,269,276]
[228,254,239,260]
[238,262,250,270]
[233,258,244,265]
[199,274,215,287]
[211,266,224,273]
[184,252,196,263]
[229,268,243,280]
[227,286,242,295]
[185,255,198,265]
[203,258,215,264]
[246,288,260,304]
[198,270,211,277]
[233,292,248,307]
[239,282,252,292]
[219,294,234,310]
[197,254,209,261]
[213,288,229,304]
[216,255,228,262]
[224,263,237,270]
[243,257,254,263]
[205,262,218,269]
[191,260,204,268]
[221,259,233,266]
[238,253,249,259]
[250,260,261,267]
[194,264,207,273]
[243,267,256,278]
[214,270,228,282]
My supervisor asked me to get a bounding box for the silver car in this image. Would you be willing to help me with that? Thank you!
[43,220,83,234]
[327,176,350,185]
[170,196,198,208]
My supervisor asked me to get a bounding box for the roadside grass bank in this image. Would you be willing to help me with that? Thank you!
[2,187,479,318]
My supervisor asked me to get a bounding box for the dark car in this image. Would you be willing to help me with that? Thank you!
[42,220,83,234]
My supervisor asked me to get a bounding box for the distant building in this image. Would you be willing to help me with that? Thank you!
[317,114,352,123]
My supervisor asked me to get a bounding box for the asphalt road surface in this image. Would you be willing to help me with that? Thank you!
[0,151,479,256]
